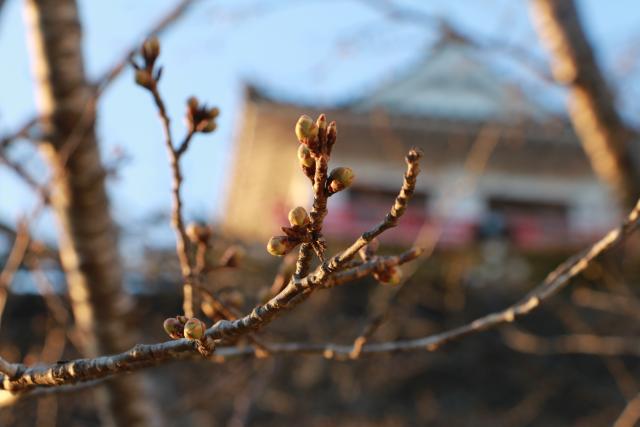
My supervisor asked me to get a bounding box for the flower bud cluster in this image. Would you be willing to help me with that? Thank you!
[266,206,312,256]
[132,37,162,89]
[163,316,207,340]
[186,96,219,134]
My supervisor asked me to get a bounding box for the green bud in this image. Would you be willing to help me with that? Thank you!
[267,236,296,256]
[183,317,206,340]
[328,167,354,193]
[295,115,318,142]
[288,206,310,227]
[297,144,315,168]
[163,318,183,339]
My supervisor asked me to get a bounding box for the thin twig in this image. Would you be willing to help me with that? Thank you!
[0,0,196,150]
[501,327,640,357]
[0,151,49,202]
[0,221,31,330]
[148,81,196,317]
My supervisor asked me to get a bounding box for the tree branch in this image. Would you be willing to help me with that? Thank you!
[0,147,424,392]
[2,165,639,394]
[531,0,640,207]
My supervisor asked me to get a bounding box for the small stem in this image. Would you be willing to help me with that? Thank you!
[149,82,196,317]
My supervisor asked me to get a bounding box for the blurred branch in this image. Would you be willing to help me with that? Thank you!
[0,220,30,329]
[571,288,640,320]
[550,301,639,399]
[502,327,640,357]
[23,0,158,424]
[614,392,640,427]
[147,72,198,318]
[0,150,49,202]
[531,0,640,208]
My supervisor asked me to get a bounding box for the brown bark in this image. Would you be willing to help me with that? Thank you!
[531,0,640,208]
[23,0,157,425]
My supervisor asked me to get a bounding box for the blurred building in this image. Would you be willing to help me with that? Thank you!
[223,42,620,250]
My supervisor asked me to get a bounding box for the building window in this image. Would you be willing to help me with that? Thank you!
[485,197,569,248]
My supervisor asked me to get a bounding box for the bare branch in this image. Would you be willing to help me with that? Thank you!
[0,150,49,202]
[502,327,640,357]
[571,288,640,320]
[0,147,424,392]
[322,247,423,289]
[2,162,638,393]
[147,81,197,317]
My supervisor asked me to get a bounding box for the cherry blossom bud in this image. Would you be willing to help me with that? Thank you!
[141,36,160,65]
[183,317,206,340]
[328,167,354,193]
[297,144,315,168]
[267,236,297,256]
[295,115,318,142]
[288,206,310,227]
[163,318,183,339]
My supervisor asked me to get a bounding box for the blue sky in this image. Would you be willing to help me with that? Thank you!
[1,0,639,253]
